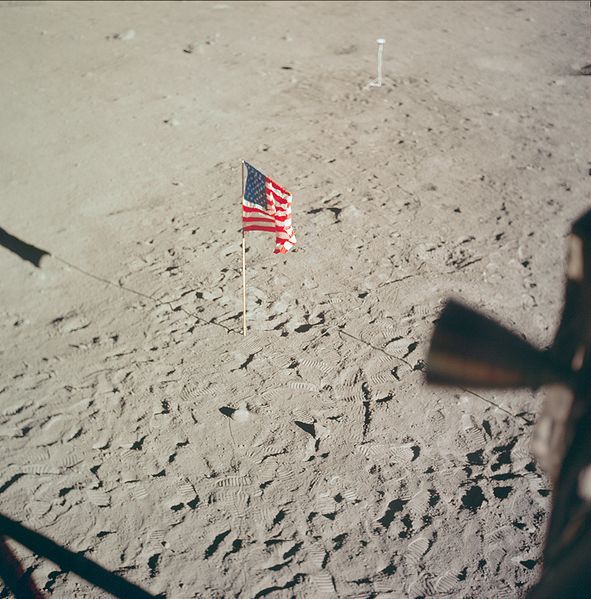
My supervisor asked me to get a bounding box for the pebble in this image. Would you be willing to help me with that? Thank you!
[112,29,135,41]
[231,406,251,423]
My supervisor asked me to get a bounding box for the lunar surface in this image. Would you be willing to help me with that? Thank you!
[1,1,590,597]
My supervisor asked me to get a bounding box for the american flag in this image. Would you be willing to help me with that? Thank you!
[242,162,297,254]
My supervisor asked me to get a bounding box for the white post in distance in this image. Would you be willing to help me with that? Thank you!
[368,38,385,88]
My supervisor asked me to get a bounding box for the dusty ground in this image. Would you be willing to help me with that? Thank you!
[1,1,590,597]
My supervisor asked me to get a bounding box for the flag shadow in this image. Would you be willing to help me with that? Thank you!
[0,225,234,334]
[0,227,49,267]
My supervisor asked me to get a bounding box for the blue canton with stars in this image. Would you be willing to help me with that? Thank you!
[244,162,268,210]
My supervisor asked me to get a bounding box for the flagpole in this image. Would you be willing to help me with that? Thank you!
[241,161,247,336]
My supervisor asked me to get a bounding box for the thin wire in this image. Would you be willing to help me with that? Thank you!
[461,388,534,427]
[50,252,533,428]
[50,254,235,334]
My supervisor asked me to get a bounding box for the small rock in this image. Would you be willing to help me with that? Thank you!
[335,44,357,55]
[341,205,361,220]
[323,190,341,202]
[117,29,136,41]
[202,288,222,301]
[92,435,111,450]
[231,406,251,423]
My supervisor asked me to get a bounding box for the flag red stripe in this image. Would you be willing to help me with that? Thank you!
[266,179,289,195]
[274,213,291,223]
[268,189,290,205]
[244,225,277,233]
[275,231,295,240]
